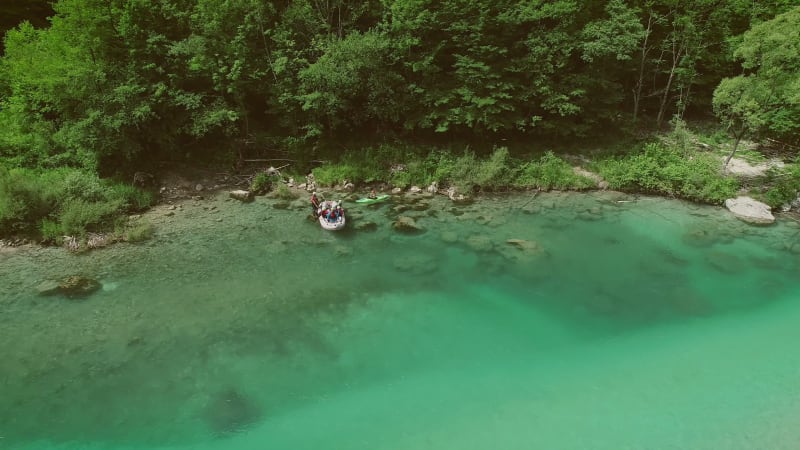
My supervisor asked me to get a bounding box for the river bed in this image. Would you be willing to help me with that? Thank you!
[1,191,798,449]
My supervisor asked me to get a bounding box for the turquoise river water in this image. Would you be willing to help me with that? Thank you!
[1,191,799,449]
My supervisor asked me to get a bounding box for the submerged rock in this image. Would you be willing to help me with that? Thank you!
[440,231,459,244]
[37,275,102,299]
[705,251,746,274]
[465,234,494,252]
[36,280,61,296]
[499,239,546,262]
[203,388,262,436]
[393,216,425,234]
[393,254,437,274]
[355,220,378,232]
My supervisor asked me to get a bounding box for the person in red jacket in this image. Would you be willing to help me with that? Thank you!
[310,192,321,216]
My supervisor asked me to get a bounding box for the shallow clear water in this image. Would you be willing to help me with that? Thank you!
[1,191,799,449]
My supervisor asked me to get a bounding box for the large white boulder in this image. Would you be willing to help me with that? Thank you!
[724,196,775,225]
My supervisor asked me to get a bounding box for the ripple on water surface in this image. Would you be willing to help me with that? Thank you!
[1,192,799,449]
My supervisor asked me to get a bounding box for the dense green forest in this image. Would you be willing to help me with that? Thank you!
[1,1,799,241]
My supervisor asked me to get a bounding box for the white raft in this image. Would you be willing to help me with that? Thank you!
[317,200,346,231]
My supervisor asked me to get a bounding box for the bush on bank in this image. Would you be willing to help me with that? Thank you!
[0,166,154,240]
[311,142,740,204]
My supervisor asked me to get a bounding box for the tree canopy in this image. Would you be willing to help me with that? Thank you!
[0,0,796,175]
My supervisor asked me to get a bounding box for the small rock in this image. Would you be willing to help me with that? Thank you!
[408,186,422,194]
[165,211,175,217]
[195,184,204,191]
[391,188,403,195]
[229,190,254,202]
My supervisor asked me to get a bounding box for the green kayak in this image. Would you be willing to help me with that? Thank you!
[355,194,390,204]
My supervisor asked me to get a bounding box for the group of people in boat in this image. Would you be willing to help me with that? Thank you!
[310,191,345,223]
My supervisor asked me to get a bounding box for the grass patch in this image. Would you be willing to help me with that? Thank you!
[270,183,298,200]
[755,160,800,208]
[123,221,155,242]
[0,167,155,239]
[594,142,739,204]
[513,152,595,190]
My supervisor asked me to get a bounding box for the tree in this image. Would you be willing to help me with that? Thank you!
[712,76,766,168]
[713,5,800,166]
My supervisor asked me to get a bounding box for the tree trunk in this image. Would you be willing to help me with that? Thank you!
[656,16,687,130]
[632,13,654,124]
[723,135,742,170]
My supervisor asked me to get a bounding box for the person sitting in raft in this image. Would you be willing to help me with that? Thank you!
[368,188,377,199]
[310,192,321,216]
[334,202,344,220]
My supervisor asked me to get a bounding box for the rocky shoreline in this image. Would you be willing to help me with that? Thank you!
[2,156,797,255]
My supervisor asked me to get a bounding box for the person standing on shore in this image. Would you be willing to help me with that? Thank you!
[310,192,321,216]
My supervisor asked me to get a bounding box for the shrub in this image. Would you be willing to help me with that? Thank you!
[59,199,122,236]
[123,221,155,242]
[40,219,63,244]
[106,183,154,211]
[513,152,594,190]
[0,167,60,234]
[758,162,800,208]
[313,162,363,186]
[271,183,297,200]
[595,142,739,203]
[61,170,106,202]
[250,172,272,194]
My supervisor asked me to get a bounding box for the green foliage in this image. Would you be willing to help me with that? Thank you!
[106,184,154,211]
[313,162,363,187]
[312,146,398,186]
[250,172,273,194]
[0,0,795,221]
[0,166,152,238]
[0,167,61,234]
[595,143,739,203]
[581,0,644,63]
[713,7,800,145]
[758,161,800,208]
[271,183,297,200]
[123,221,155,242]
[39,219,64,244]
[514,152,595,190]
[58,198,121,235]
[441,148,514,192]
